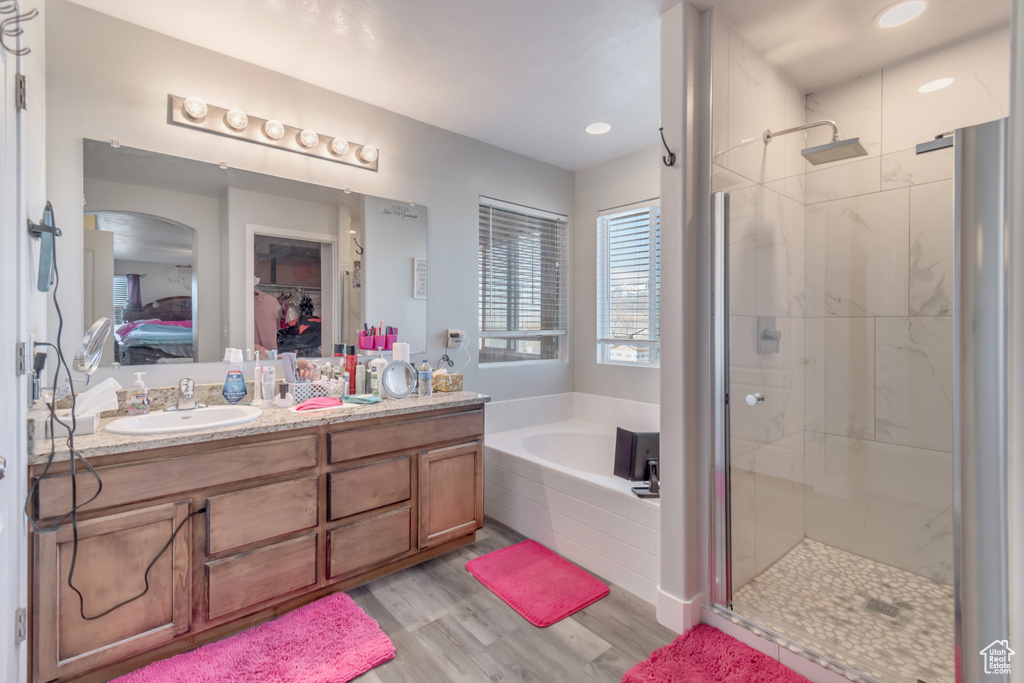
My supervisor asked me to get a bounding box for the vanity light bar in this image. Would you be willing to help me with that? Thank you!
[168,95,379,172]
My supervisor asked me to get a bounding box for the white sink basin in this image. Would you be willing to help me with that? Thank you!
[105,405,263,435]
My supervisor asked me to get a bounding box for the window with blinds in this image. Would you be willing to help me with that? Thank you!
[596,200,661,366]
[478,199,568,364]
[112,275,129,326]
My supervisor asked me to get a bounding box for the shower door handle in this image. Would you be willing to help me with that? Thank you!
[745,393,764,406]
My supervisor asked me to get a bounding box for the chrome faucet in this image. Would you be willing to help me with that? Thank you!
[166,378,204,411]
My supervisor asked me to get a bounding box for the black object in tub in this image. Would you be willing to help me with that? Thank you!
[614,428,660,481]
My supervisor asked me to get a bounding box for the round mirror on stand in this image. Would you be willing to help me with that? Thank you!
[381,360,417,399]
[73,317,113,384]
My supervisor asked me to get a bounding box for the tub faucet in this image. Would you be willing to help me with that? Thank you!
[167,378,204,411]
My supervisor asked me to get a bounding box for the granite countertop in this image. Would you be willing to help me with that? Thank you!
[29,391,489,466]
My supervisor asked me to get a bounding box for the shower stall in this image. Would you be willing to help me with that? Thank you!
[704,9,1011,683]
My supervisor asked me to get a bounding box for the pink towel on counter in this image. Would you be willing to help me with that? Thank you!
[295,397,345,411]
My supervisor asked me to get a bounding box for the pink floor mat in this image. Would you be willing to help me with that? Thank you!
[623,623,811,683]
[465,539,610,627]
[112,592,395,683]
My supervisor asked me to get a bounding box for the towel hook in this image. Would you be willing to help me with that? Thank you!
[659,127,676,167]
[0,7,38,56]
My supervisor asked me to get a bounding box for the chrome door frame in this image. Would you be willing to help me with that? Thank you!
[954,118,1010,683]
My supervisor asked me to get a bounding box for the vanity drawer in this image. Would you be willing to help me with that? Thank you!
[328,455,411,520]
[207,476,318,554]
[328,506,411,579]
[206,533,317,620]
[35,434,319,519]
[328,410,483,463]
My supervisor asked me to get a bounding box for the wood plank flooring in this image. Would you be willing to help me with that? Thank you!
[349,518,677,682]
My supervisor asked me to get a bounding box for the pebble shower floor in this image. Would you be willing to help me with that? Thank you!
[732,538,955,683]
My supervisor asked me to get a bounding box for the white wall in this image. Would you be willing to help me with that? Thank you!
[44,0,574,399]
[83,178,219,361]
[362,195,428,355]
[573,144,661,403]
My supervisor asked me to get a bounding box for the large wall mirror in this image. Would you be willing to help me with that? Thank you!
[82,139,428,367]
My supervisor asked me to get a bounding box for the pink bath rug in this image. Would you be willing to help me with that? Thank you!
[622,623,810,683]
[465,539,609,627]
[112,592,395,683]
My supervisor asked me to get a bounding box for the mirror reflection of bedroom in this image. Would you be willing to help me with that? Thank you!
[254,235,327,359]
[83,211,197,366]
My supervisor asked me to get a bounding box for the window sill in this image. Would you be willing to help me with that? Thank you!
[479,358,566,369]
[597,360,661,369]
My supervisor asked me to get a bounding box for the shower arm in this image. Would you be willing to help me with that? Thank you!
[763,119,840,145]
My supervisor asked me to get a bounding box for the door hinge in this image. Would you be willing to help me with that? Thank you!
[15,74,26,110]
[15,607,27,644]
[15,341,27,376]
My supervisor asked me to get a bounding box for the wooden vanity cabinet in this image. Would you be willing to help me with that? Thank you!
[29,404,484,683]
[34,502,192,683]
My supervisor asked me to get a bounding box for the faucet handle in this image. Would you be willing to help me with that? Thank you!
[179,378,195,396]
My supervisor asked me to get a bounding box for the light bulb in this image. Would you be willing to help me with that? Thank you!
[359,145,379,163]
[877,1,926,28]
[263,119,285,140]
[183,97,207,120]
[918,77,954,93]
[225,109,248,130]
[329,137,350,156]
[299,129,320,148]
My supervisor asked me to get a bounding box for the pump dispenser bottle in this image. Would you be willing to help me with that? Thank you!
[127,372,150,415]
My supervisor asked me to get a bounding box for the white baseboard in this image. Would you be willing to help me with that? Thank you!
[657,587,703,634]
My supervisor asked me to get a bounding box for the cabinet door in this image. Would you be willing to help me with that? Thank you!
[34,502,191,682]
[418,441,483,549]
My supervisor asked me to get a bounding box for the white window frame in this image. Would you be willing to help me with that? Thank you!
[596,198,660,368]
[112,274,129,326]
[478,196,568,365]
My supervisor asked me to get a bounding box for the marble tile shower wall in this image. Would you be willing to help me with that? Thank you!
[800,26,1008,587]
[715,13,1010,590]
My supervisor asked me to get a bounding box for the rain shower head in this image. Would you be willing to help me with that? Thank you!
[801,137,868,165]
[763,119,868,166]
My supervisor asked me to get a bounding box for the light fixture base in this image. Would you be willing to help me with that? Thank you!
[168,95,378,172]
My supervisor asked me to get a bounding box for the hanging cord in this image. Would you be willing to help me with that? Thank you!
[23,224,201,620]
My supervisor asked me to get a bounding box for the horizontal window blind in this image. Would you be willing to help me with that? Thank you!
[597,200,660,366]
[479,201,567,363]
[112,275,129,326]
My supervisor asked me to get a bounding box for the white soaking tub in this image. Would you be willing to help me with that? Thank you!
[483,393,661,603]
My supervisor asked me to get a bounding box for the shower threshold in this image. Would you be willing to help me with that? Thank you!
[731,539,955,683]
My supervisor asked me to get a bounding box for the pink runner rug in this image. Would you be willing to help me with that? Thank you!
[113,593,395,683]
[466,539,609,627]
[623,623,810,683]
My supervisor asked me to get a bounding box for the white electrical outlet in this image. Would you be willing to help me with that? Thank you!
[446,329,466,348]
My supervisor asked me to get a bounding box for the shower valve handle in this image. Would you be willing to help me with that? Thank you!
[745,393,765,406]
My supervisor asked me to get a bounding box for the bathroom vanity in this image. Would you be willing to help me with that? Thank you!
[26,394,486,683]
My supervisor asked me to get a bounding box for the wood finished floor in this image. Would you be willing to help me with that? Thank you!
[349,518,677,682]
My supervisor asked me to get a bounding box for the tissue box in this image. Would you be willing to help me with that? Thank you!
[432,373,463,392]
[46,410,100,438]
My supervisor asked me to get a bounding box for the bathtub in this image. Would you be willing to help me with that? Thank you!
[484,393,661,604]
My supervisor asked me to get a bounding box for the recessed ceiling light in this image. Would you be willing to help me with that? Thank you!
[586,122,611,135]
[918,77,954,93]
[877,1,926,28]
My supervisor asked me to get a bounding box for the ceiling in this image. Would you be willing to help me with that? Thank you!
[698,0,1011,92]
[93,212,195,264]
[69,0,1010,171]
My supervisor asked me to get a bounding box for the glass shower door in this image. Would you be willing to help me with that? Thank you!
[711,135,959,682]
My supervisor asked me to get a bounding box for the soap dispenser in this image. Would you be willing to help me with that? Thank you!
[127,372,150,415]
[222,348,248,404]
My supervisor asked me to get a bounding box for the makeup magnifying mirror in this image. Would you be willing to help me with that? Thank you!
[73,317,113,384]
[381,360,417,399]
